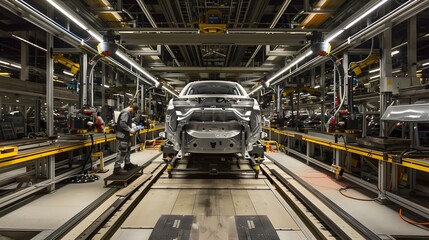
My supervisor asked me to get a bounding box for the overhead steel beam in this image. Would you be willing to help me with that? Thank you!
[135,0,181,67]
[148,66,274,73]
[121,33,306,45]
[245,0,293,67]
[1,0,156,87]
[270,0,429,87]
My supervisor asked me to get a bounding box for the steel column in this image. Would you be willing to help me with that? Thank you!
[407,16,418,86]
[46,7,55,191]
[276,85,281,117]
[378,161,388,201]
[380,25,392,137]
[342,52,349,105]
[80,53,88,109]
[101,62,106,107]
[320,63,326,132]
[20,32,29,81]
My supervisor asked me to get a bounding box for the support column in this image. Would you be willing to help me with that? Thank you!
[380,25,393,137]
[80,53,88,109]
[320,63,326,132]
[101,62,106,108]
[407,16,418,86]
[276,85,282,118]
[342,52,349,107]
[391,164,398,194]
[408,168,416,190]
[140,83,145,113]
[35,100,41,132]
[46,11,55,192]
[378,25,393,201]
[310,67,315,88]
[20,32,29,81]
[378,161,388,202]
[306,141,314,165]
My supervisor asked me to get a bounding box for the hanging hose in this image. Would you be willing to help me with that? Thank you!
[329,56,347,119]
[81,134,94,173]
[87,55,103,107]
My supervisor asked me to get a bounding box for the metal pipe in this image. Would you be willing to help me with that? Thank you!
[135,0,181,67]
[245,0,293,67]
[1,0,157,87]
[270,0,429,87]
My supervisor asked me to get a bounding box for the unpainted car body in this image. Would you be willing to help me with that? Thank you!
[163,81,264,157]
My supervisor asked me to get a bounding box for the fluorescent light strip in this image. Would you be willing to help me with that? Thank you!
[370,74,380,79]
[12,34,47,52]
[267,50,312,83]
[422,62,429,67]
[369,68,380,73]
[10,64,21,69]
[344,0,389,30]
[325,0,389,43]
[325,30,344,43]
[102,84,110,88]
[116,51,159,86]
[46,0,88,30]
[47,0,161,87]
[63,70,74,76]
[0,60,10,66]
[162,85,178,97]
[391,50,399,56]
[314,85,320,89]
[248,85,262,95]
[87,30,103,43]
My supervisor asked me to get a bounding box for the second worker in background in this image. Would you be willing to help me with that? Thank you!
[114,103,142,174]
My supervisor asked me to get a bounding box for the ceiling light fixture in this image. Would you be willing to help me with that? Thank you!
[422,62,429,67]
[63,70,74,76]
[370,74,381,79]
[267,50,313,84]
[391,50,399,56]
[46,0,88,30]
[326,0,390,43]
[46,0,161,87]
[46,0,104,43]
[325,30,344,43]
[248,50,313,95]
[0,60,11,66]
[344,0,389,30]
[10,64,22,69]
[162,85,179,97]
[369,68,380,73]
[12,34,47,52]
[87,30,103,43]
[116,51,159,86]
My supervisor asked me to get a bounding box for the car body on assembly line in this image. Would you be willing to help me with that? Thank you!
[161,81,265,176]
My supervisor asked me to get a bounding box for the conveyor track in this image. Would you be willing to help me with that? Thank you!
[57,155,380,240]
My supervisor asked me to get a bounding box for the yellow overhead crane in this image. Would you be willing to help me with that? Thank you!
[349,54,380,76]
[282,86,321,97]
[53,54,80,75]
[199,9,227,33]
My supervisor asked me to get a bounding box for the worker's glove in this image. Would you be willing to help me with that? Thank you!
[130,126,142,134]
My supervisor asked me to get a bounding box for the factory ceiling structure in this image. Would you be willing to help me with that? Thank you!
[0,0,427,96]
[2,1,429,239]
